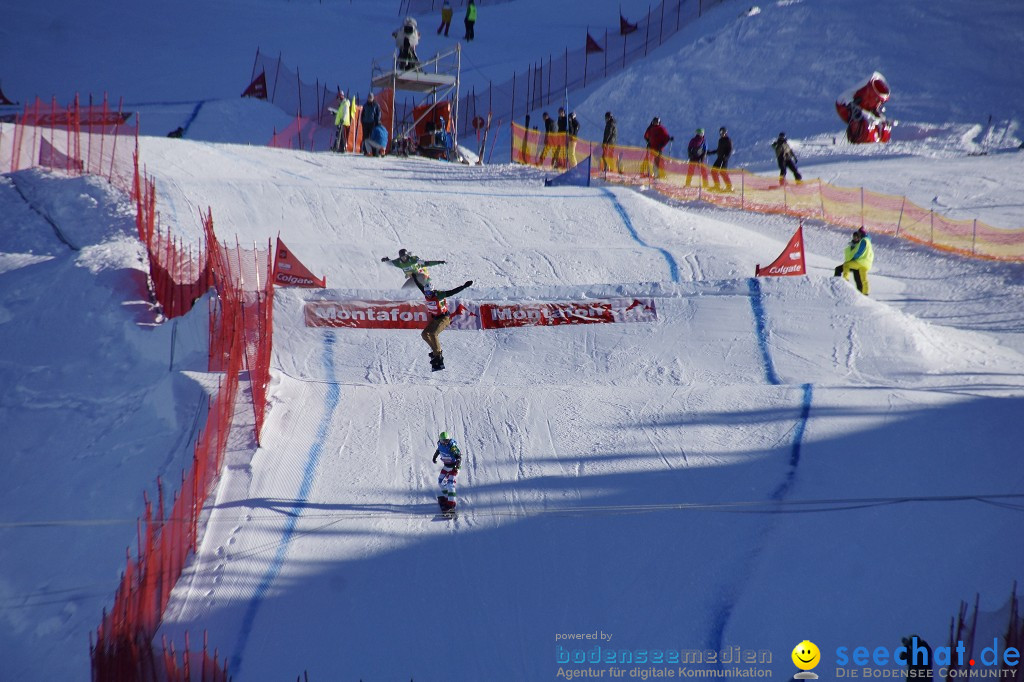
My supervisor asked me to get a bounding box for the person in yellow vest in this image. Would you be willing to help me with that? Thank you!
[834,227,874,295]
[464,0,477,41]
[331,91,354,153]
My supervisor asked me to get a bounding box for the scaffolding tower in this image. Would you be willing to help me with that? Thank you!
[370,44,461,159]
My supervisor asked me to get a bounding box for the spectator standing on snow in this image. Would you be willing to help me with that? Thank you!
[602,111,617,172]
[834,227,874,296]
[437,0,453,36]
[685,128,709,188]
[332,91,353,153]
[553,107,568,168]
[771,131,802,182]
[643,116,673,178]
[464,0,477,41]
[537,112,556,165]
[709,126,733,190]
[566,111,580,167]
[360,93,382,148]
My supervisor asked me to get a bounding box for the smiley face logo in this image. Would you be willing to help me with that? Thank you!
[792,640,821,671]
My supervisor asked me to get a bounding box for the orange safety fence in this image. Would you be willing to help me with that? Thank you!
[1,95,136,189]
[511,123,1024,262]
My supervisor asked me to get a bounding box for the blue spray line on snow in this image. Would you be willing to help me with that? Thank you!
[229,333,340,675]
[600,187,680,283]
[747,278,781,385]
[705,281,815,658]
[180,100,205,136]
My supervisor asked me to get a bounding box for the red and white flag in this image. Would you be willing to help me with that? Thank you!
[756,223,807,277]
[273,237,326,288]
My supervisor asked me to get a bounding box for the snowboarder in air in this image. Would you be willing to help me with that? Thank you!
[433,431,462,514]
[381,248,446,289]
[418,277,473,371]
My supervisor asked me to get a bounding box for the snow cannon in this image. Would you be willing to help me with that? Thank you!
[835,71,893,143]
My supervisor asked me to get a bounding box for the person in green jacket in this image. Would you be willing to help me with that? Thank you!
[464,0,476,41]
[381,248,447,289]
[331,91,353,153]
[834,227,874,295]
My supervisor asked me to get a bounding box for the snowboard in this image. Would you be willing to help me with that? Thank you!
[436,495,458,519]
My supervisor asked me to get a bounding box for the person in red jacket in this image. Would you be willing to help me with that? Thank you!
[643,117,673,178]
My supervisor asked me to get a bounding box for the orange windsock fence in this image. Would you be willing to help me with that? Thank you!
[511,123,1024,262]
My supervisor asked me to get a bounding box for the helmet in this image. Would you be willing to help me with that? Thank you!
[719,127,727,134]
[439,431,451,441]
[652,117,660,125]
[853,227,866,239]
[778,132,786,139]
[605,111,612,118]
[696,128,704,135]
[398,248,409,259]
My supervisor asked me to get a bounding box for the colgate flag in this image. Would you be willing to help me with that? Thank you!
[274,237,326,288]
[756,224,806,277]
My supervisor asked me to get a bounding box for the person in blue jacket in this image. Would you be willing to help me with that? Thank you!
[363,123,389,157]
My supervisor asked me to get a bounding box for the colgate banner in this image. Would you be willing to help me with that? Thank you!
[304,298,657,329]
[756,224,807,277]
[274,238,326,288]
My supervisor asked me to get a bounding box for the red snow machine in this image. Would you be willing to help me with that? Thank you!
[836,71,893,143]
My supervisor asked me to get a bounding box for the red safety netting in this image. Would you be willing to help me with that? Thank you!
[1,95,278,679]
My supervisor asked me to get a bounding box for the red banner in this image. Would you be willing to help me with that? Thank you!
[273,237,326,287]
[303,298,657,329]
[756,223,807,277]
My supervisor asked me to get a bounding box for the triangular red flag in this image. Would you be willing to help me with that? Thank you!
[242,72,268,99]
[273,237,326,287]
[0,83,16,106]
[586,32,603,53]
[756,223,807,277]
[620,15,638,35]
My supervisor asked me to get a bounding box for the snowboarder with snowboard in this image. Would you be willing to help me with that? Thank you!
[834,227,874,296]
[433,431,463,514]
[381,248,446,289]
[417,277,473,371]
[771,132,802,182]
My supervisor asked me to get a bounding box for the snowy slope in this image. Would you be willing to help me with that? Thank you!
[136,145,1024,680]
[2,0,1024,679]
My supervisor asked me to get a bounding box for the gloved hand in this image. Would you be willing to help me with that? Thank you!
[381,256,390,262]
[432,453,438,463]
[669,137,675,142]
[439,260,447,264]
[465,280,473,287]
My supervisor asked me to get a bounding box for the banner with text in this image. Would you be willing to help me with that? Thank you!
[304,298,658,329]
